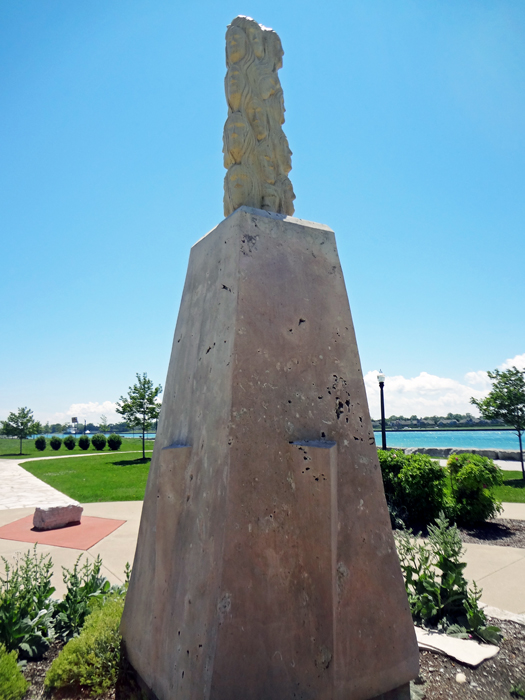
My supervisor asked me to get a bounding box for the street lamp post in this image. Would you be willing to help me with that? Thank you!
[377,371,387,450]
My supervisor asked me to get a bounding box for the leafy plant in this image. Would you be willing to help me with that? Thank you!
[63,435,76,451]
[447,453,503,525]
[35,435,46,451]
[0,643,28,700]
[45,593,126,695]
[78,435,90,450]
[511,682,525,698]
[54,555,111,642]
[91,433,107,451]
[0,548,56,659]
[378,449,448,527]
[107,433,122,451]
[50,436,62,451]
[394,512,501,644]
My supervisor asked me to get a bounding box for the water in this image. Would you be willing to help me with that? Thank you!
[40,433,156,440]
[32,430,522,450]
[374,430,520,451]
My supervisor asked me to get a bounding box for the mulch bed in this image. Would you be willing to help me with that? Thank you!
[417,618,525,700]
[459,518,525,549]
[20,523,525,699]
[22,620,525,700]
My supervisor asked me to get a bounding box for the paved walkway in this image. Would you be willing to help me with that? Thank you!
[1,457,525,614]
[439,459,523,472]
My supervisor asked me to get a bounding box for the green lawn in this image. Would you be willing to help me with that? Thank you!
[493,471,525,504]
[21,452,151,502]
[0,436,153,459]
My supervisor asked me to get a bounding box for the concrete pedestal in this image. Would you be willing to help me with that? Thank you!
[120,207,418,700]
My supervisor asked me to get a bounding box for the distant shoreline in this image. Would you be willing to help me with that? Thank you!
[373,427,514,433]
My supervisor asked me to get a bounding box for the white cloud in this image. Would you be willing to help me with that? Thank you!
[364,351,524,419]
[464,370,491,389]
[364,370,487,420]
[500,353,525,371]
[47,401,120,425]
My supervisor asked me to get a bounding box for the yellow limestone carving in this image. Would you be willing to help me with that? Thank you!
[223,16,295,217]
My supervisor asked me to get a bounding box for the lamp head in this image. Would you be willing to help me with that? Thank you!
[377,371,385,384]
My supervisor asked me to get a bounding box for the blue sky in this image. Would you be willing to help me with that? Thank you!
[1,0,524,423]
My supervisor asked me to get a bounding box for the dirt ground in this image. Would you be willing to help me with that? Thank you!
[459,518,525,549]
[20,520,525,699]
[416,618,525,700]
[22,617,525,700]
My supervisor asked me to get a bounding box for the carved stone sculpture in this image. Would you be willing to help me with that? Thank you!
[223,16,295,217]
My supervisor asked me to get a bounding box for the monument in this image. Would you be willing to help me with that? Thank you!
[120,16,419,700]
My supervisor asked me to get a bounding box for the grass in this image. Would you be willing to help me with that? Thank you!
[21,452,151,502]
[493,471,525,504]
[0,436,152,460]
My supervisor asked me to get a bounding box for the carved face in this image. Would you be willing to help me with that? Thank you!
[246,98,267,141]
[223,113,252,165]
[226,25,247,64]
[266,31,284,70]
[225,65,244,112]
[245,23,265,59]
[257,141,276,184]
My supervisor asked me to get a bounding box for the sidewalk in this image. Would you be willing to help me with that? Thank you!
[439,458,523,472]
[1,459,524,614]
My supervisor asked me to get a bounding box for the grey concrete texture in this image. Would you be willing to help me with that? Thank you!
[120,208,419,700]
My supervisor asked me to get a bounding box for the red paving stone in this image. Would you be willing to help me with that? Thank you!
[0,515,126,550]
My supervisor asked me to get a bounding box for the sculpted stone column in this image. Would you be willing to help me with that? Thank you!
[120,17,419,700]
[223,16,295,217]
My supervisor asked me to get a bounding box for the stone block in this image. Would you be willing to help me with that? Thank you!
[121,207,419,700]
[33,504,83,531]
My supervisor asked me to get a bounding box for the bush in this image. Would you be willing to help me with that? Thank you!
[35,436,46,451]
[45,594,125,695]
[54,555,111,642]
[78,435,90,450]
[91,434,106,451]
[0,643,28,700]
[447,454,503,525]
[378,449,448,527]
[107,434,122,451]
[395,513,501,644]
[63,435,76,451]
[0,547,55,659]
[50,436,62,451]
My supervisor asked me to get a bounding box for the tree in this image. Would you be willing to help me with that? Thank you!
[99,415,109,433]
[116,373,163,459]
[2,407,41,455]
[471,366,525,479]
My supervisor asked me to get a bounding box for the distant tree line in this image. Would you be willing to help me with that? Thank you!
[371,412,506,430]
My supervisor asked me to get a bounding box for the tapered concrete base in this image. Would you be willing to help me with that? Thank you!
[120,207,419,700]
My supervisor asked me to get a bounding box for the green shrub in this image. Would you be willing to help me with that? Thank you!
[0,547,55,659]
[0,643,28,700]
[447,454,503,525]
[54,555,111,642]
[107,434,122,451]
[63,435,76,451]
[91,433,106,451]
[34,436,46,451]
[78,435,90,450]
[395,513,501,644]
[45,594,125,695]
[378,449,448,527]
[50,436,62,451]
